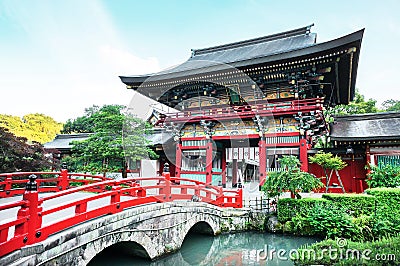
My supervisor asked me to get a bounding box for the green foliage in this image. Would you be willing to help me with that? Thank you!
[284,203,360,240]
[279,189,400,264]
[261,156,324,199]
[279,194,377,241]
[277,155,300,170]
[0,127,54,172]
[365,188,400,237]
[382,99,400,112]
[123,115,158,162]
[61,105,99,133]
[352,214,374,241]
[327,90,380,116]
[277,197,330,223]
[322,193,375,217]
[366,164,400,188]
[65,105,157,176]
[293,235,400,266]
[309,151,347,171]
[288,204,371,241]
[0,113,63,144]
[305,204,360,240]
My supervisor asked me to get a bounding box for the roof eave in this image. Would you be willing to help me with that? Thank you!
[119,75,150,88]
[331,136,400,141]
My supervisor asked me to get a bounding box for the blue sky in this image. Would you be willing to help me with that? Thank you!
[0,0,399,122]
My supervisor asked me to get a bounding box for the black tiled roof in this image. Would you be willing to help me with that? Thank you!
[120,25,363,85]
[330,112,400,141]
[147,128,173,145]
[120,25,364,106]
[44,133,92,150]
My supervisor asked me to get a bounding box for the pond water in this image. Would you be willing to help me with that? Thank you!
[89,231,319,265]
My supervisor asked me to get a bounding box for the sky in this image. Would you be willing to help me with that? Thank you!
[0,0,399,122]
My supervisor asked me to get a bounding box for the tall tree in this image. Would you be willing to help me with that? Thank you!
[0,127,53,172]
[66,105,157,177]
[0,113,63,144]
[61,105,100,133]
[327,90,379,117]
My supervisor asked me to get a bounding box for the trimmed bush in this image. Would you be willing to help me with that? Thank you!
[293,235,400,266]
[277,198,330,223]
[290,203,360,239]
[322,193,375,217]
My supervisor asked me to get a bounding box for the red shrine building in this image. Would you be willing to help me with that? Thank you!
[120,25,364,188]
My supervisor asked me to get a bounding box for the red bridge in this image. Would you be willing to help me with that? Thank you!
[0,169,242,258]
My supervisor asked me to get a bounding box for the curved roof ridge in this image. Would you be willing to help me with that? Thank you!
[191,24,314,56]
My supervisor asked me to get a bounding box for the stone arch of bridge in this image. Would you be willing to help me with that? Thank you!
[176,214,219,248]
[87,240,150,265]
[84,214,219,264]
[83,230,155,264]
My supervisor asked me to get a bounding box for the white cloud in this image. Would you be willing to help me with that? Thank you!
[98,45,160,76]
[0,0,161,122]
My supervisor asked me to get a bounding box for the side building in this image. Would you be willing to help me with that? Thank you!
[313,112,400,193]
[120,25,364,188]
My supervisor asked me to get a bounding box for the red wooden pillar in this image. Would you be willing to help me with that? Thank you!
[258,137,267,186]
[21,175,42,244]
[221,148,227,188]
[175,142,182,178]
[59,168,69,191]
[299,138,308,172]
[206,138,213,184]
[366,144,371,173]
[232,159,238,187]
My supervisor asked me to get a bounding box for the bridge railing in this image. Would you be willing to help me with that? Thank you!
[0,170,242,257]
[0,170,112,197]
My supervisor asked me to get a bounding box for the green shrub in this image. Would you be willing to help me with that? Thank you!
[293,235,400,266]
[291,214,313,236]
[279,188,400,240]
[366,188,400,237]
[277,197,330,223]
[352,215,374,241]
[309,151,347,171]
[279,198,372,240]
[366,164,400,188]
[305,204,359,240]
[322,193,375,217]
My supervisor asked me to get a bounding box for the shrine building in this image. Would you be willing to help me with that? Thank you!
[120,24,364,188]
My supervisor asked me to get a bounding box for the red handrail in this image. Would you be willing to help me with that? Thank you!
[0,170,242,257]
[0,171,113,197]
